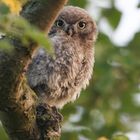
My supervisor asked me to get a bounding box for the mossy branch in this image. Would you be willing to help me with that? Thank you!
[0,0,68,139]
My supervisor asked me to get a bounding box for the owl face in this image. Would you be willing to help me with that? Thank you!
[49,6,97,42]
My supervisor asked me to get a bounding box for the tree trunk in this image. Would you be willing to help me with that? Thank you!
[0,0,68,139]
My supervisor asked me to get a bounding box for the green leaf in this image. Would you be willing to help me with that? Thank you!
[111,134,129,140]
[0,125,9,140]
[0,3,10,15]
[25,30,54,57]
[102,7,121,29]
[0,14,54,56]
[68,0,88,8]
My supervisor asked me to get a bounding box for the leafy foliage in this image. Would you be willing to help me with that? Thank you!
[0,0,140,140]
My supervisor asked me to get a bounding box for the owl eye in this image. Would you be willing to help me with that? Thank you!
[78,21,86,29]
[56,19,64,27]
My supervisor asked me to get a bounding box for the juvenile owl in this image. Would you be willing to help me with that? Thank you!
[27,6,97,108]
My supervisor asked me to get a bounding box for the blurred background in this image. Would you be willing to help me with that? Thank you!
[0,0,140,139]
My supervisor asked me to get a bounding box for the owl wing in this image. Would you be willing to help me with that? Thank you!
[27,48,53,95]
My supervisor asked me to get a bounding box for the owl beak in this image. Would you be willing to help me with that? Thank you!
[65,25,74,36]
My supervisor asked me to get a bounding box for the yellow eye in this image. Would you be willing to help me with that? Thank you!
[56,19,64,27]
[78,21,86,29]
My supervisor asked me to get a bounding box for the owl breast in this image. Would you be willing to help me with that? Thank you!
[47,35,94,108]
[27,34,94,108]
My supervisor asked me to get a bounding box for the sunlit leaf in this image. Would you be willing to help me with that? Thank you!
[0,124,9,140]
[98,137,109,140]
[25,30,54,56]
[0,14,54,56]
[111,134,129,140]
[1,0,21,13]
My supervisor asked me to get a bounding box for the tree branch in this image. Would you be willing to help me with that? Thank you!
[21,0,68,33]
[0,0,68,139]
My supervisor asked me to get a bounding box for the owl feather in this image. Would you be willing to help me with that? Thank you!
[27,6,97,108]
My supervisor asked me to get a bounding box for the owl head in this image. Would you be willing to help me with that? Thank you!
[49,6,97,42]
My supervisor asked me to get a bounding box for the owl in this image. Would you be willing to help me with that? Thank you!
[27,6,97,108]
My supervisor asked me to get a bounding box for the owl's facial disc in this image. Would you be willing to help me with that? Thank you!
[64,19,88,36]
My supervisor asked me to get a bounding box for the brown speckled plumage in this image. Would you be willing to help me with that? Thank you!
[27,6,97,108]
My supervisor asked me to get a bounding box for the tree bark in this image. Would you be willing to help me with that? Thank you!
[0,0,68,139]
